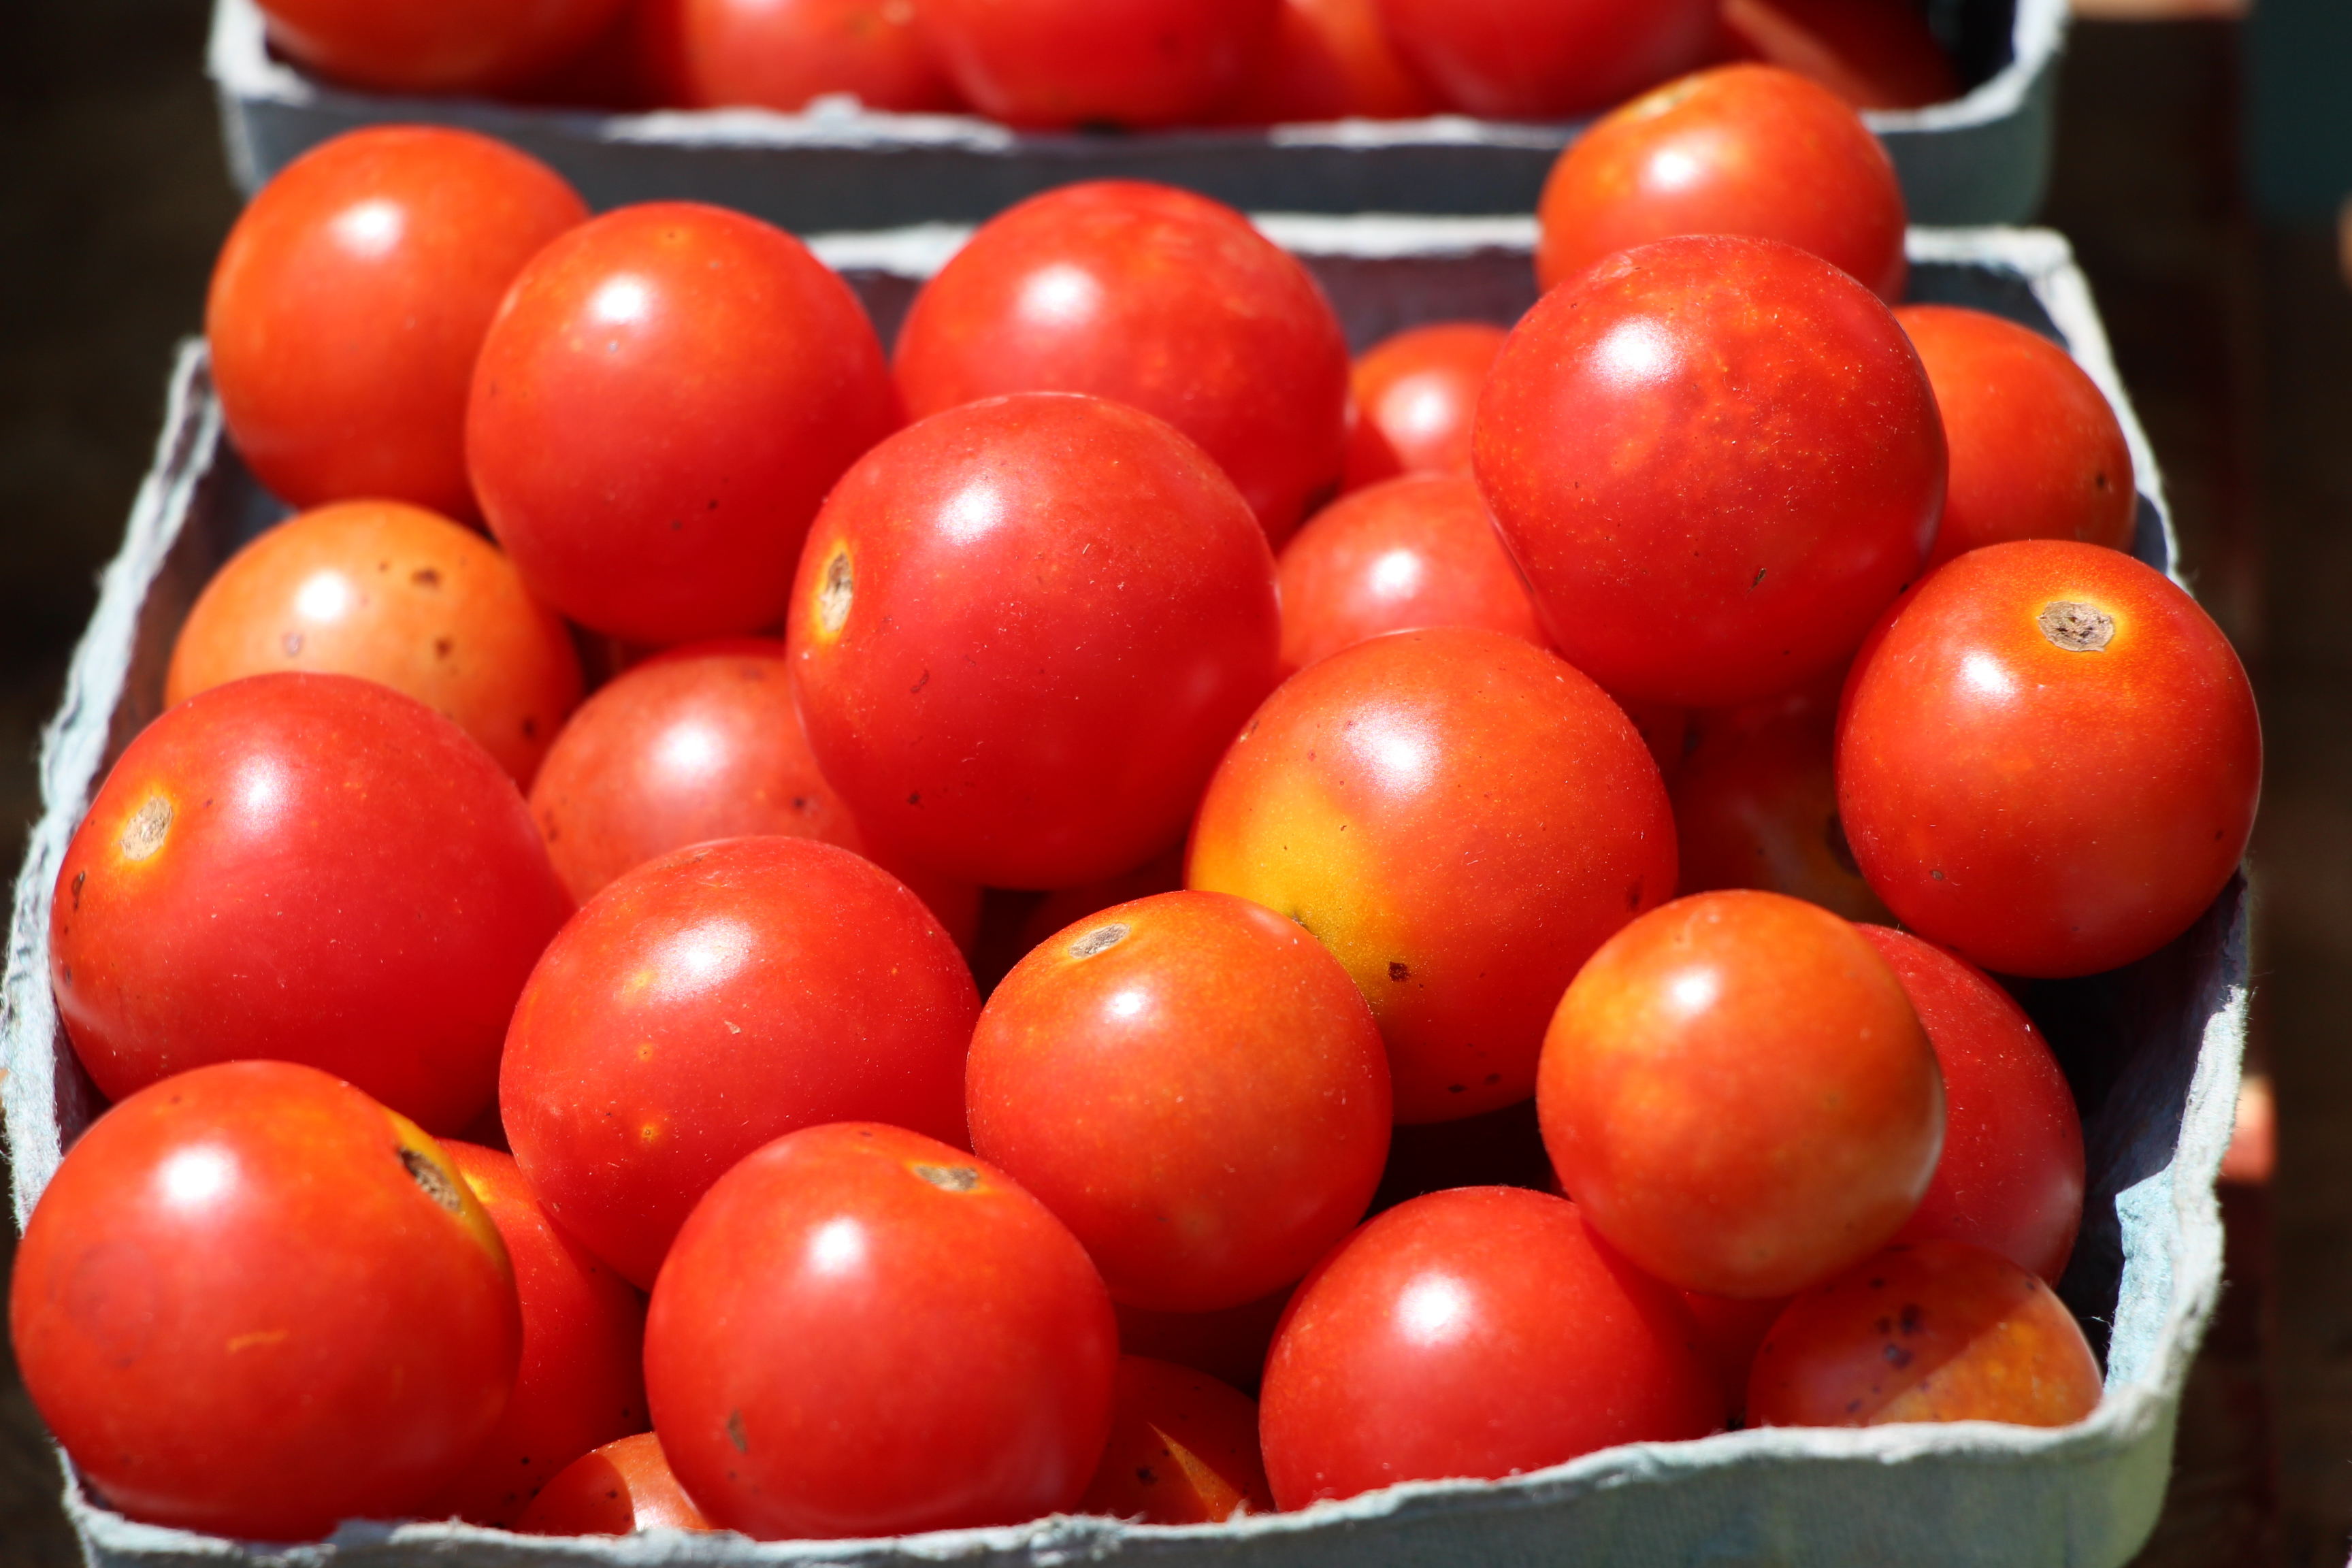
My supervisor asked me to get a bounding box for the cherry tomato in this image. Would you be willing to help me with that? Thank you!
[1670,704,1891,921]
[9,1062,519,1541]
[1341,322,1507,493]
[1836,540,2260,977]
[165,500,582,789]
[1260,1187,1720,1507]
[787,392,1280,889]
[1747,1241,2103,1428]
[206,127,586,520]
[1718,0,1958,110]
[1373,0,1718,118]
[1895,304,2138,568]
[515,1433,711,1535]
[503,835,978,1288]
[1113,1289,1292,1395]
[915,0,1279,126]
[1077,1357,1272,1523]
[1537,889,1944,1298]
[1188,627,1675,1123]
[256,0,626,93]
[50,673,572,1134]
[894,182,1350,544]
[1475,234,1944,708]
[644,1122,1118,1537]
[636,0,961,111]
[1218,0,1439,124]
[468,201,898,645]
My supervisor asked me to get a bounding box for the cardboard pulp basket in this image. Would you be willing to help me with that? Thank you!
[210,0,2065,230]
[1,223,2244,1568]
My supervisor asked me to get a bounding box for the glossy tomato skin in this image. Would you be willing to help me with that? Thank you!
[468,201,897,644]
[50,673,572,1134]
[1717,0,1959,111]
[207,127,586,520]
[1895,305,2138,568]
[1537,890,1944,1298]
[645,1122,1120,1537]
[1077,1357,1272,1523]
[638,0,962,110]
[9,1062,521,1541]
[1670,703,1892,922]
[1218,0,1438,123]
[1535,65,1908,301]
[1341,322,1507,492]
[503,836,978,1289]
[166,500,583,789]
[515,1432,711,1535]
[789,392,1280,889]
[1475,235,1944,708]
[915,0,1278,127]
[894,182,1349,544]
[1374,0,1717,118]
[258,0,626,93]
[1837,540,2260,978]
[1189,627,1676,1122]
[970,891,1392,1311]
[1260,1187,1720,1507]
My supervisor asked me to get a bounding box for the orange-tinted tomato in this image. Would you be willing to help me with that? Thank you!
[1341,322,1507,492]
[1718,0,1958,110]
[1670,704,1891,921]
[1218,0,1439,123]
[1374,0,1718,118]
[515,1433,713,1535]
[1077,1357,1272,1523]
[1113,1289,1292,1395]
[915,0,1279,126]
[637,0,962,111]
[257,0,627,93]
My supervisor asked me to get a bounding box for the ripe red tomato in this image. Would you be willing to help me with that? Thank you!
[1373,0,1718,118]
[50,673,572,1134]
[1895,305,2138,568]
[1747,1241,2103,1428]
[1189,627,1676,1122]
[515,1433,711,1535]
[257,0,626,93]
[1218,0,1440,123]
[1718,0,1958,110]
[467,201,898,644]
[1670,704,1891,922]
[915,0,1279,126]
[1475,234,1944,708]
[1535,65,1910,301]
[1259,1187,1720,1507]
[893,182,1350,544]
[644,1122,1119,1537]
[636,0,962,111]
[206,127,586,520]
[503,836,978,1289]
[9,1062,521,1541]
[1076,1357,1271,1522]
[1341,322,1507,492]
[1836,540,2261,978]
[1537,890,1944,1298]
[787,392,1280,889]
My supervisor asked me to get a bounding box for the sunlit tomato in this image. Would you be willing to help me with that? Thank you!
[1718,0,1957,110]
[1260,1188,1719,1507]
[1748,1241,2103,1428]
[1895,305,2138,568]
[915,0,1278,126]
[50,674,571,1134]
[1218,0,1439,123]
[1837,540,2260,978]
[788,392,1280,889]
[515,1433,711,1535]
[646,1122,1119,1537]
[468,201,897,645]
[1113,1289,1292,1394]
[636,0,961,111]
[1859,927,2085,1282]
[1373,0,1717,118]
[165,500,582,789]
[970,892,1391,1311]
[503,836,978,1289]
[1537,890,1944,1298]
[206,127,586,520]
[425,1144,649,1527]
[1341,322,1507,492]
[1189,627,1674,1122]
[257,0,626,93]
[894,182,1349,544]
[1077,1358,1271,1522]
[9,1062,520,1541]
[1680,1291,1788,1420]
[1366,1097,1556,1216]
[1670,704,1891,921]
[1475,235,1944,708]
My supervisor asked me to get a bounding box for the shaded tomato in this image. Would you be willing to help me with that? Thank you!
[50,673,572,1134]
[1341,321,1507,492]
[644,1123,1118,1537]
[915,0,1279,126]
[9,1062,519,1541]
[256,0,626,93]
[1077,1357,1271,1523]
[1113,1289,1292,1395]
[636,0,962,111]
[1366,1096,1557,1216]
[1010,842,1188,962]
[1373,0,1718,118]
[1718,0,1958,110]
[1218,0,1439,123]
[1681,1290,1789,1421]
[515,1433,711,1535]
[1670,703,1891,922]
[1836,540,2260,978]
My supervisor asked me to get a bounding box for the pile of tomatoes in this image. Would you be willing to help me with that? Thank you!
[11,54,2257,1550]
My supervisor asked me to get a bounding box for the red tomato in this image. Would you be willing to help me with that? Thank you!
[8,1062,520,1541]
[206,127,586,520]
[970,891,1391,1311]
[915,0,1279,126]
[258,0,624,93]
[165,500,583,789]
[1077,1357,1272,1522]
[515,1433,711,1535]
[1188,627,1676,1122]
[894,182,1350,544]
[1747,1240,2103,1427]
[1670,704,1892,922]
[50,673,571,1134]
[1373,0,1718,118]
[502,836,978,1288]
[1535,65,1908,301]
[1260,1187,1720,1507]
[787,392,1280,889]
[1113,1289,1292,1394]
[644,1122,1119,1537]
[467,201,898,644]
[1717,0,1958,110]
[425,1144,649,1527]
[1218,0,1440,123]
[1895,305,2138,568]
[1680,1290,1788,1420]
[1859,927,2085,1281]
[1341,322,1507,492]
[1836,540,2261,977]
[636,0,962,111]
[1475,234,1944,708]
[1537,890,1944,1298]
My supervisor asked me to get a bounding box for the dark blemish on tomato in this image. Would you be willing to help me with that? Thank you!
[2094,472,2110,491]
[913,1163,981,1191]
[1825,815,1860,877]
[708,498,719,509]
[670,518,684,531]
[819,550,854,633]
[2214,828,2224,840]
[1930,869,1944,881]
[1869,1277,1886,1290]
[1306,749,1316,760]
[1484,1073,1501,1085]
[58,965,69,986]
[2038,601,2114,652]
[1448,1083,1466,1094]
[908,792,921,806]
[412,568,441,588]
[1899,1305,1923,1335]
[71,870,83,910]
[858,1129,873,1138]
[1136,1467,1157,1485]
[282,632,303,656]
[434,637,454,659]
[911,670,930,695]
[1882,1343,1914,1369]
[399,1147,463,1213]
[119,796,172,862]
[1752,568,1767,589]
[521,717,538,738]
[377,560,391,572]
[604,1490,619,1501]
[1388,962,1411,981]
[790,796,811,812]
[1846,1399,1862,1414]
[1070,924,1130,959]
[1625,878,1644,909]
[727,1411,749,1452]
